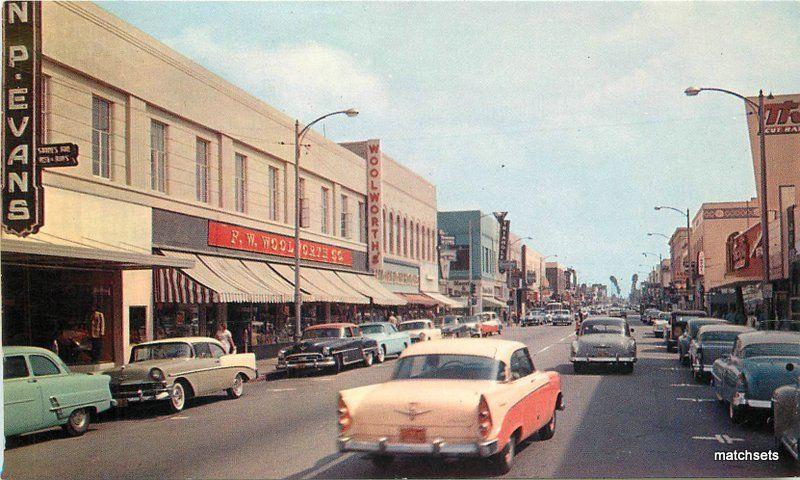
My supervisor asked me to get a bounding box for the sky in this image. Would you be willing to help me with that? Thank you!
[100,1,800,295]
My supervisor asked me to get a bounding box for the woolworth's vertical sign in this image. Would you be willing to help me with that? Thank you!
[3,1,43,236]
[365,139,383,271]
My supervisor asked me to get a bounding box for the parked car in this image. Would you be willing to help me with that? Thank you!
[107,337,257,413]
[478,312,502,335]
[571,317,637,374]
[4,346,115,438]
[337,338,564,473]
[653,312,671,338]
[667,310,707,353]
[398,319,442,343]
[689,324,755,382]
[359,322,411,360]
[439,316,468,338]
[712,331,800,423]
[678,318,728,365]
[278,323,380,375]
[551,309,573,326]
[773,361,800,463]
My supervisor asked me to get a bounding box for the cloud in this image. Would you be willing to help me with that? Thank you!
[165,26,390,119]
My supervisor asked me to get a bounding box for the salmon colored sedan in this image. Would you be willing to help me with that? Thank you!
[337,339,564,473]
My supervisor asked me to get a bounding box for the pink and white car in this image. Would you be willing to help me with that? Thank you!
[337,338,564,473]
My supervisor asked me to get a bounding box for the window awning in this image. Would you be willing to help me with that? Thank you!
[270,263,369,304]
[398,292,439,307]
[336,272,407,306]
[481,296,508,308]
[1,239,193,270]
[157,251,288,303]
[422,291,463,308]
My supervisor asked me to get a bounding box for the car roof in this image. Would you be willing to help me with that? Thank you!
[737,331,800,346]
[674,310,707,316]
[584,316,626,324]
[3,345,56,356]
[399,319,432,324]
[306,323,355,330]
[697,324,755,334]
[134,337,224,346]
[687,318,726,325]
[399,338,526,360]
[360,321,392,327]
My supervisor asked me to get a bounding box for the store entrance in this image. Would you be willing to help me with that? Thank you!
[2,265,118,365]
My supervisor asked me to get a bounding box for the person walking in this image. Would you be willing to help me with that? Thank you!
[215,321,236,354]
[89,305,105,363]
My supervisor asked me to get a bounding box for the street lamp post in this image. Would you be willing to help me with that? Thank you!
[647,232,670,240]
[292,109,359,341]
[655,205,692,308]
[685,86,771,318]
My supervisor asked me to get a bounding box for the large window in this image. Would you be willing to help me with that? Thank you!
[41,75,50,143]
[382,209,387,252]
[358,201,366,243]
[268,166,279,221]
[92,96,112,179]
[389,212,395,253]
[234,153,247,213]
[195,138,209,203]
[340,194,349,238]
[150,120,167,191]
[321,187,330,234]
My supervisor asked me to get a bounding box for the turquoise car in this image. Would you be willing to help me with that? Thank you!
[4,346,115,438]
[712,331,800,423]
[358,322,410,362]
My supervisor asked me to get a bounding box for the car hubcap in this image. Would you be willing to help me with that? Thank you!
[71,410,87,429]
[378,348,385,362]
[172,384,185,409]
[505,440,515,464]
[233,375,243,395]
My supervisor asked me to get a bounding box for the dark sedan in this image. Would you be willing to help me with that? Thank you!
[276,323,380,375]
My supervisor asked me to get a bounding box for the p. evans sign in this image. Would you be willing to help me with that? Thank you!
[2,1,78,237]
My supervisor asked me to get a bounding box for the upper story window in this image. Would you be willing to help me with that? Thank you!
[340,194,349,238]
[321,187,330,234]
[396,215,401,254]
[268,166,279,221]
[234,153,247,213]
[389,212,395,253]
[403,218,408,257]
[195,138,209,203]
[409,221,415,258]
[358,201,366,243]
[299,178,309,228]
[92,96,112,179]
[150,120,167,192]
[41,75,50,143]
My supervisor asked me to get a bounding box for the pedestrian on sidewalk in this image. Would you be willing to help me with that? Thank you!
[215,321,236,354]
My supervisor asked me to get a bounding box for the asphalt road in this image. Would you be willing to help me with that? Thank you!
[4,320,797,478]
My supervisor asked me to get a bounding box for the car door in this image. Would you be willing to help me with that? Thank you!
[4,354,44,436]
[386,324,403,354]
[190,342,219,395]
[28,353,73,428]
[508,348,543,436]
[207,342,230,392]
[721,342,742,401]
[343,327,361,364]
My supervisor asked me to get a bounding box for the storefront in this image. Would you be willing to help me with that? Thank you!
[151,209,405,355]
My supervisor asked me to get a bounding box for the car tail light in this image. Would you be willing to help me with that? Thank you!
[736,373,748,392]
[338,394,352,432]
[478,395,492,438]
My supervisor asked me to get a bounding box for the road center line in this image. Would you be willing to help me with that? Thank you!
[299,453,354,480]
[267,388,297,392]
[671,383,703,387]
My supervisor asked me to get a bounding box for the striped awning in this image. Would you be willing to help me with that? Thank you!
[336,272,407,306]
[398,292,439,307]
[422,291,463,308]
[154,267,218,303]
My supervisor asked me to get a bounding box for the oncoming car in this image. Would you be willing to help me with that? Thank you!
[337,338,564,473]
[398,319,442,343]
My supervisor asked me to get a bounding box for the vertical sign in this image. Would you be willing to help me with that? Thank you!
[496,214,510,272]
[365,139,383,271]
[3,1,42,236]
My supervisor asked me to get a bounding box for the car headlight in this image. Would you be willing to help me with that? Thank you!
[149,368,165,382]
[278,348,287,359]
[322,347,330,356]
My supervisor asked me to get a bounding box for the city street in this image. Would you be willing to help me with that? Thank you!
[4,320,795,479]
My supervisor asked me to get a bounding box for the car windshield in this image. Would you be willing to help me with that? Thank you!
[393,354,505,381]
[131,342,192,362]
[743,343,800,358]
[302,328,342,339]
[359,324,384,335]
[700,331,741,343]
[399,322,427,331]
[581,322,624,335]
[689,321,722,337]
[461,316,480,325]
[442,317,458,325]
[555,310,570,315]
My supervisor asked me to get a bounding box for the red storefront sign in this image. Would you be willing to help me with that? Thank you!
[208,221,353,267]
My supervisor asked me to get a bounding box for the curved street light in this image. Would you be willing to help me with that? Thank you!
[655,205,693,307]
[293,109,359,340]
[647,232,669,240]
[684,86,771,293]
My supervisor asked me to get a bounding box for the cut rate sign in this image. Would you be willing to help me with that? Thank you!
[2,1,79,237]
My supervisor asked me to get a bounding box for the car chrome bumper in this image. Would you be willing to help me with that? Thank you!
[571,356,637,363]
[337,437,499,457]
[732,395,771,409]
[277,358,336,370]
[112,387,171,405]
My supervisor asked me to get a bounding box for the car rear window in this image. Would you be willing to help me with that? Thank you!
[4,355,29,379]
[743,343,800,358]
[393,354,505,381]
[700,331,741,343]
